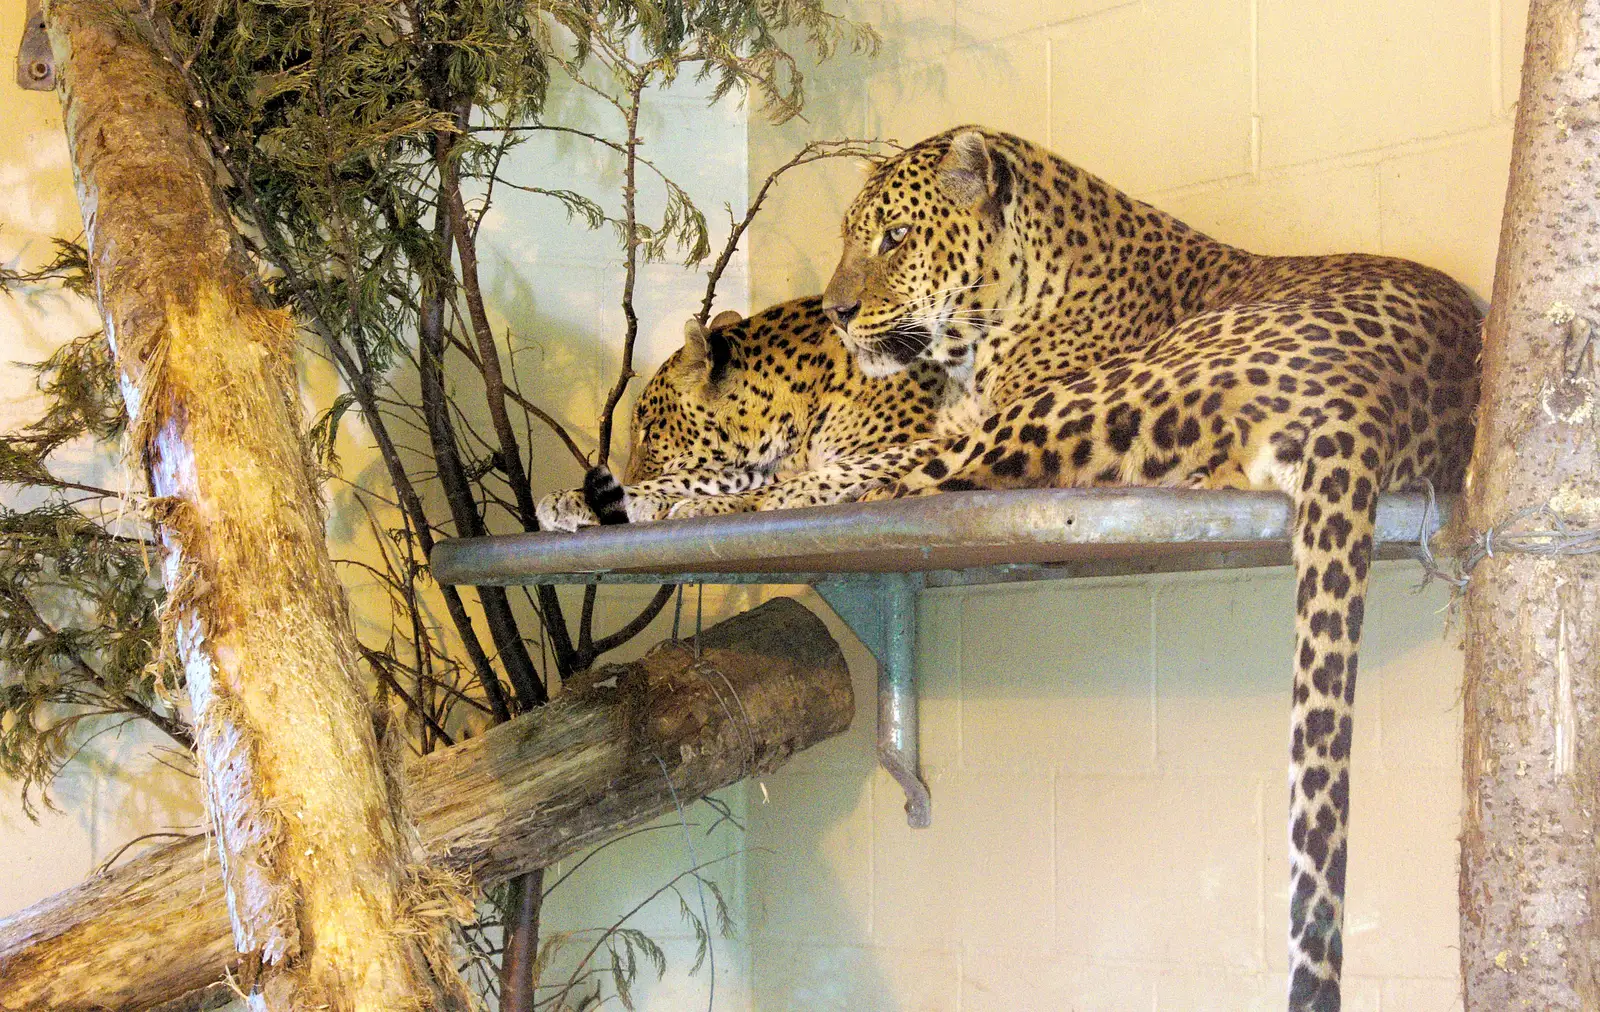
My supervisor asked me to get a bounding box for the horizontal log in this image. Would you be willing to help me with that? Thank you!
[0,597,852,1011]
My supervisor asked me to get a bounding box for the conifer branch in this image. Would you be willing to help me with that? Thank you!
[0,586,191,751]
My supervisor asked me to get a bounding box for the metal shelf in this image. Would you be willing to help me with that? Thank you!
[431,488,1451,827]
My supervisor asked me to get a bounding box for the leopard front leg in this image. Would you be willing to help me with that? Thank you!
[753,441,946,508]
[661,443,946,517]
[665,491,765,520]
[856,431,1002,502]
[858,389,1231,501]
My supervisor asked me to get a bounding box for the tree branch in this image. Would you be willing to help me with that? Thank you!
[420,98,546,709]
[362,645,455,748]
[445,333,589,469]
[699,138,888,325]
[445,188,540,531]
[594,76,647,471]
[588,585,676,658]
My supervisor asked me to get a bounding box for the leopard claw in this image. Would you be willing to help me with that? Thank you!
[855,481,908,503]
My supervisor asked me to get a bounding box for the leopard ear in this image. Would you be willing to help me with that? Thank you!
[679,317,731,388]
[679,317,712,376]
[937,130,992,208]
[710,309,744,329]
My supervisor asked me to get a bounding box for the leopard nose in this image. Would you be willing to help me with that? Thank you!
[824,300,860,330]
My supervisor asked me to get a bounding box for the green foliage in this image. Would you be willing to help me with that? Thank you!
[0,502,172,816]
[155,0,876,381]
[0,238,95,299]
[0,257,180,814]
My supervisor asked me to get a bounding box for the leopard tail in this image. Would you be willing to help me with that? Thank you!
[1284,428,1382,1012]
[582,465,630,525]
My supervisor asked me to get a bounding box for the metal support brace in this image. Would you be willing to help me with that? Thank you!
[815,574,931,828]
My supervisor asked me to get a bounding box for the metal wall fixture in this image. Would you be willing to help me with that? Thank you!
[16,0,54,92]
[432,488,1454,827]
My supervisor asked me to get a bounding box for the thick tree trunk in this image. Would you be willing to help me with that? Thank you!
[1459,1,1600,1007]
[45,6,468,1009]
[0,598,853,1012]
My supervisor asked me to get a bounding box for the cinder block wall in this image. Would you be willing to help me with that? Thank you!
[743,1,1524,1008]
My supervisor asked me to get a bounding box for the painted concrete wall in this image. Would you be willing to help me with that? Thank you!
[742,0,1523,1008]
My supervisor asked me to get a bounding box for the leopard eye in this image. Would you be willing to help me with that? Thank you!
[878,224,911,255]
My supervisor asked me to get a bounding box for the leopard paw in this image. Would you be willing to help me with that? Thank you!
[623,492,673,523]
[536,489,598,532]
[855,481,909,503]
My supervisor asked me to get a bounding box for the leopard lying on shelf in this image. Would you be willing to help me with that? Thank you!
[534,297,959,532]
[818,126,1479,1012]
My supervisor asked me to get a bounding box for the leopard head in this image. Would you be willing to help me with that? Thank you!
[822,127,1018,377]
[621,310,763,484]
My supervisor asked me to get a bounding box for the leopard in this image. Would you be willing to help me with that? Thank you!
[534,297,957,531]
[819,126,1480,1012]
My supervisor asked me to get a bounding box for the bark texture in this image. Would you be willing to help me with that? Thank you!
[0,597,853,1011]
[46,6,468,1009]
[1460,0,1600,1007]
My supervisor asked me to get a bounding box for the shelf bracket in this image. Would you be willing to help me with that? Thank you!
[815,573,931,828]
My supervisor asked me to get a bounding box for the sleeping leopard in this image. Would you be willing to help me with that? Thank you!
[819,127,1480,1012]
[534,298,957,531]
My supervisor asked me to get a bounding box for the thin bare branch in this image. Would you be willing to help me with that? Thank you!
[594,75,647,470]
[699,138,888,324]
[363,645,455,748]
[446,333,589,469]
[589,585,676,658]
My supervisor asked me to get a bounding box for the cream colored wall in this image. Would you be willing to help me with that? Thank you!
[742,0,1523,1008]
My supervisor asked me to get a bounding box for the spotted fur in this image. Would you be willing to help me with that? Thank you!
[535,297,956,531]
[821,127,1480,1012]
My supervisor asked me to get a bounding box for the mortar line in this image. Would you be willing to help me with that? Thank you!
[1256,773,1268,975]
[956,937,965,1011]
[1149,578,1165,771]
[1374,162,1386,254]
[866,740,875,943]
[954,589,965,772]
[1049,767,1059,949]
